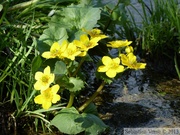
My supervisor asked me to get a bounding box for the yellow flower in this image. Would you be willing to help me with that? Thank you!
[98,56,124,78]
[125,46,134,53]
[120,53,146,70]
[42,41,68,59]
[42,42,60,59]
[34,84,61,110]
[85,28,108,39]
[74,34,101,52]
[62,42,81,60]
[34,66,55,91]
[107,40,132,48]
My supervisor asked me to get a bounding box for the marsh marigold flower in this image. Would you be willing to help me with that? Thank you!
[74,34,101,54]
[34,66,55,91]
[107,40,132,48]
[98,56,124,78]
[125,46,134,54]
[42,41,68,59]
[34,84,61,109]
[85,28,108,39]
[62,42,81,60]
[120,53,146,70]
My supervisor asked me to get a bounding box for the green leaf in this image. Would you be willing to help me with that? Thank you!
[68,77,84,92]
[38,27,68,54]
[0,4,3,12]
[82,113,108,135]
[50,107,108,135]
[31,55,42,74]
[51,107,85,134]
[83,103,98,116]
[54,61,67,75]
[50,6,101,40]
[55,75,74,89]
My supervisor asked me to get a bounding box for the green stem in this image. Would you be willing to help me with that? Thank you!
[66,93,75,108]
[8,0,39,11]
[174,53,180,80]
[78,81,106,112]
[103,0,121,32]
[72,57,86,77]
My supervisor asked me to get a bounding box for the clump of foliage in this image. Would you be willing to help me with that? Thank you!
[0,0,147,134]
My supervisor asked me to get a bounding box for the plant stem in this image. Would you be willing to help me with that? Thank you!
[8,0,39,11]
[66,93,75,108]
[78,81,106,112]
[72,56,86,77]
[174,53,180,80]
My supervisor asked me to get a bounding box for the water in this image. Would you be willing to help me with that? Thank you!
[95,68,180,134]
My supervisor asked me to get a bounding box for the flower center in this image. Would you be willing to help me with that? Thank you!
[43,90,52,101]
[42,75,49,83]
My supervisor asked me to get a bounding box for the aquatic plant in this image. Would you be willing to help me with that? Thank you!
[0,0,147,134]
[31,3,146,133]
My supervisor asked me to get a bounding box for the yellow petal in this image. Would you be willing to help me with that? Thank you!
[136,63,146,69]
[42,101,52,110]
[102,56,112,66]
[125,46,133,53]
[51,84,60,94]
[44,66,51,74]
[34,81,42,90]
[60,40,68,51]
[112,57,120,64]
[35,72,43,80]
[52,95,61,103]
[106,69,116,78]
[42,52,51,59]
[80,34,89,42]
[116,65,124,73]
[51,42,60,51]
[98,65,108,72]
[34,95,44,104]
[128,53,136,63]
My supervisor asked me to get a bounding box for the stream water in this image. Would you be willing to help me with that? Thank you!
[95,68,180,135]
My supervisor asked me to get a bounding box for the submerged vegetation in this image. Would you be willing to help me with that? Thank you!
[0,0,180,134]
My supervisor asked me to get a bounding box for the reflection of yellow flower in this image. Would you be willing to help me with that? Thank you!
[125,46,133,53]
[98,56,124,78]
[62,42,81,60]
[42,41,68,59]
[34,66,55,91]
[120,53,146,70]
[74,34,101,52]
[34,84,61,110]
[85,28,108,39]
[107,40,132,48]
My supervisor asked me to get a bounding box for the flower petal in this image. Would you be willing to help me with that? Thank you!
[34,95,44,104]
[106,69,116,78]
[98,65,108,72]
[52,95,61,103]
[42,52,51,59]
[51,42,60,51]
[116,65,124,73]
[35,72,43,80]
[102,56,112,66]
[51,84,60,94]
[80,34,89,42]
[42,101,52,110]
[34,81,42,90]
[112,57,120,64]
[44,66,51,74]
